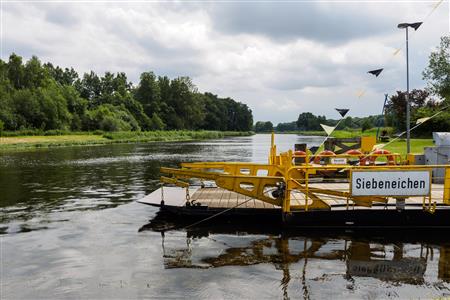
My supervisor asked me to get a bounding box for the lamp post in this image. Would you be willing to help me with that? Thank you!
[397,22,422,154]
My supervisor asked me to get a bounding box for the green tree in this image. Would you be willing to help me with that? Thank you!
[423,36,450,100]
[361,119,371,132]
[0,53,254,133]
[23,56,48,89]
[0,61,15,130]
[86,104,140,131]
[75,71,102,106]
[385,89,430,131]
[149,113,165,130]
[166,77,204,129]
[254,121,273,132]
[135,72,161,118]
[44,63,79,86]
[341,116,354,129]
[36,81,72,130]
[61,85,88,130]
[276,121,298,132]
[296,112,322,131]
[7,53,25,89]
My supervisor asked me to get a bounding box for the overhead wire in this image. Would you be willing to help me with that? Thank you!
[351,0,444,100]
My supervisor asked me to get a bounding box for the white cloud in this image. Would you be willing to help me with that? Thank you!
[2,1,448,124]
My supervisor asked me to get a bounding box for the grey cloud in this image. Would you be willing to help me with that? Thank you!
[3,38,51,60]
[208,3,397,44]
[45,7,79,27]
[100,22,207,79]
[266,71,343,91]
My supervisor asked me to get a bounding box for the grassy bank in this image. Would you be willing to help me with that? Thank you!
[0,130,254,150]
[383,139,434,155]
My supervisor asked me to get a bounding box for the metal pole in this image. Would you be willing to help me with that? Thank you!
[406,27,411,154]
[376,93,388,140]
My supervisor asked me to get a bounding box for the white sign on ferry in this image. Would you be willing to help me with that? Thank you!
[351,170,430,197]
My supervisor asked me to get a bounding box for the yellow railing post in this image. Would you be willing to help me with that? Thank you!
[283,174,291,214]
[305,150,310,211]
[269,131,275,165]
[444,167,450,205]
[283,151,294,214]
[305,169,309,211]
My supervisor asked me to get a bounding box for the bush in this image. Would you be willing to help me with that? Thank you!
[361,120,372,132]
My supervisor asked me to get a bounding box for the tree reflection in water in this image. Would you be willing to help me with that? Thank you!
[140,213,450,298]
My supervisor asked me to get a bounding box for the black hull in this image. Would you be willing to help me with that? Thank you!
[158,204,450,229]
[284,208,450,228]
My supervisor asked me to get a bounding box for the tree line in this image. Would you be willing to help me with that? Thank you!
[255,114,382,133]
[0,54,253,132]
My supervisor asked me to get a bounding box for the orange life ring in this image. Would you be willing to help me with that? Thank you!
[294,150,306,157]
[313,150,336,164]
[369,149,395,165]
[345,149,366,165]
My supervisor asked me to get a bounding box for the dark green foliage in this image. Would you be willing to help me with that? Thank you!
[199,93,253,131]
[86,104,140,132]
[274,113,381,132]
[0,54,253,133]
[44,63,79,86]
[276,121,298,132]
[254,121,273,132]
[423,36,450,100]
[385,88,450,135]
[7,53,25,89]
[134,72,161,118]
[361,119,371,132]
[296,112,327,131]
[385,89,430,131]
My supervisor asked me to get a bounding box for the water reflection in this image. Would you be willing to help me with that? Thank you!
[141,214,450,298]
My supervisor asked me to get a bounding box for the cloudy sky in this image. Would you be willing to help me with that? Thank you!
[1,1,448,124]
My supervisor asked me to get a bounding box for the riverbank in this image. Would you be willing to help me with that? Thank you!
[0,130,254,150]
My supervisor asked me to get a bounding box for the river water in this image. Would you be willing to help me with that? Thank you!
[1,134,450,299]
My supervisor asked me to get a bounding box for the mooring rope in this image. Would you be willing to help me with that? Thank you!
[158,197,255,232]
[183,198,254,229]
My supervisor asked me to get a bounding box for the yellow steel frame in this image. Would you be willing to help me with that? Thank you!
[445,168,450,205]
[160,132,450,213]
[161,164,450,213]
[160,176,190,188]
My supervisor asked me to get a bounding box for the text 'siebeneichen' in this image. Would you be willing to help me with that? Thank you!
[355,177,426,190]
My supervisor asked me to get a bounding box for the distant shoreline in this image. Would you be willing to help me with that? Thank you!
[0,130,254,151]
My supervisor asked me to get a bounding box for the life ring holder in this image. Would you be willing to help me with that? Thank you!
[368,149,396,165]
[345,149,366,165]
[313,150,336,164]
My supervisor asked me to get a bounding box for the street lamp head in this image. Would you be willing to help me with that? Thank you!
[397,22,423,30]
